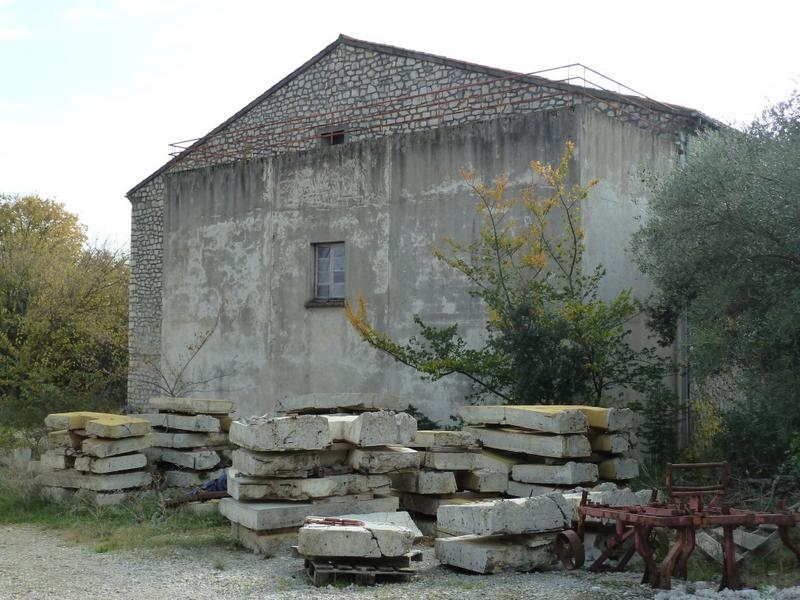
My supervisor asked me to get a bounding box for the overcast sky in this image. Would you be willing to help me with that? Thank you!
[1,0,797,246]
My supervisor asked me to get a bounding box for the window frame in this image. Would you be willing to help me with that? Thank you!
[307,241,346,307]
[318,123,349,147]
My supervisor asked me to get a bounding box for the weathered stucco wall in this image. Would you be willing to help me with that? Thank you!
[577,107,680,362]
[153,107,680,422]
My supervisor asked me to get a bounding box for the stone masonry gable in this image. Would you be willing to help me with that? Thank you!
[128,34,709,199]
[126,34,713,410]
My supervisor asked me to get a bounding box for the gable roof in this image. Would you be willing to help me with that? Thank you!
[128,34,714,198]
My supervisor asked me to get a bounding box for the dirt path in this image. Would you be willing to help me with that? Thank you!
[0,524,660,600]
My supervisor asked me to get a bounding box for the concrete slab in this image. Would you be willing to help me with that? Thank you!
[45,411,116,431]
[219,494,400,531]
[546,405,635,432]
[598,457,639,480]
[164,468,226,488]
[348,446,421,473]
[390,470,457,495]
[148,447,220,470]
[229,415,331,451]
[38,468,152,491]
[41,486,76,502]
[506,480,567,498]
[47,430,83,450]
[230,523,298,556]
[337,511,423,539]
[323,411,416,447]
[148,396,234,415]
[368,523,416,556]
[297,524,380,557]
[84,415,151,439]
[476,449,526,474]
[466,426,591,458]
[151,431,229,449]
[45,488,139,506]
[74,452,148,474]
[588,432,634,454]
[411,513,439,538]
[137,412,223,432]
[82,434,152,458]
[227,470,390,501]
[436,494,570,536]
[399,492,496,516]
[435,533,555,573]
[410,430,476,448]
[41,451,74,470]
[231,448,348,477]
[298,522,414,558]
[511,462,598,485]
[562,483,640,521]
[276,393,409,414]
[460,405,588,434]
[422,451,478,471]
[184,499,221,516]
[90,491,137,506]
[455,469,508,493]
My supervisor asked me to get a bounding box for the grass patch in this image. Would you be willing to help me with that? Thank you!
[0,464,235,553]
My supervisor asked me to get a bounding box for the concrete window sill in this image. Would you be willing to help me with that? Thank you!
[305,298,345,309]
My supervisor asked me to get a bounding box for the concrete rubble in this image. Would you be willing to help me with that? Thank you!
[139,396,234,488]
[221,396,414,553]
[38,411,153,504]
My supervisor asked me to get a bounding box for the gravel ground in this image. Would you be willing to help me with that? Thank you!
[0,525,652,600]
[1,525,799,600]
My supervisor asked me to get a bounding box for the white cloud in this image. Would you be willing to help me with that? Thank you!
[62,5,110,27]
[0,16,29,41]
[0,101,31,112]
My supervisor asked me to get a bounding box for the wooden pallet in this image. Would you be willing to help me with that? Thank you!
[299,550,422,587]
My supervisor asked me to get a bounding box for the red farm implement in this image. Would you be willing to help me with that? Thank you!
[556,462,800,590]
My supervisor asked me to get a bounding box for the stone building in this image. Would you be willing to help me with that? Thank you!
[127,35,713,422]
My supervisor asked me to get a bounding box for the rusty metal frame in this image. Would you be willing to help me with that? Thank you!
[561,463,800,591]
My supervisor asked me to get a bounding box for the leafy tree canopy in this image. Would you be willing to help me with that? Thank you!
[0,194,129,434]
[632,92,800,474]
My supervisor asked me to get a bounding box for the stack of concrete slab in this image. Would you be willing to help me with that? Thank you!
[571,405,640,484]
[138,396,234,488]
[434,494,570,573]
[462,404,639,498]
[221,410,415,554]
[39,411,153,505]
[394,429,506,535]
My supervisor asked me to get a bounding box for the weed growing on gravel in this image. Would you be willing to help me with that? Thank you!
[273,576,297,591]
[0,464,234,553]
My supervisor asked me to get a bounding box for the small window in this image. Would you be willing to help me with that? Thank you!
[314,242,345,300]
[320,129,346,146]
